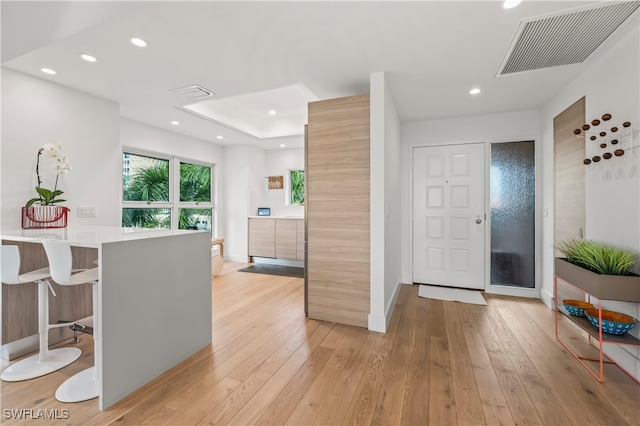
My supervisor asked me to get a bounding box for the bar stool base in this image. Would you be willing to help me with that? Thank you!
[55,366,99,402]
[0,347,82,382]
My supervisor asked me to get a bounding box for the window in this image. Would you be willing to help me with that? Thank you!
[122,151,214,231]
[490,141,535,288]
[290,170,304,205]
[178,161,213,230]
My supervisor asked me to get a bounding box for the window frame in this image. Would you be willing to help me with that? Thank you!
[288,169,305,206]
[122,148,216,231]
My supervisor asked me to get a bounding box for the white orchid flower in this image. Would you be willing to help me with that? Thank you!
[27,141,71,207]
[55,162,71,175]
[42,142,64,159]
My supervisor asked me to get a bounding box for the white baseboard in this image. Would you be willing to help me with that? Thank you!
[253,257,304,267]
[368,313,386,333]
[225,255,250,263]
[540,288,554,309]
[1,334,39,361]
[603,343,640,381]
[368,281,403,333]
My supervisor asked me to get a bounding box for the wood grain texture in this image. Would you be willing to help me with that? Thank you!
[2,271,638,425]
[296,219,305,261]
[248,218,276,258]
[306,93,370,328]
[275,219,297,260]
[554,97,586,246]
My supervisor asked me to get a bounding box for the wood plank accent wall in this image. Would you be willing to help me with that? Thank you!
[2,241,95,349]
[554,97,586,246]
[306,93,370,328]
[554,97,587,303]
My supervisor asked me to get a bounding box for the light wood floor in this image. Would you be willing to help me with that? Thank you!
[2,262,638,425]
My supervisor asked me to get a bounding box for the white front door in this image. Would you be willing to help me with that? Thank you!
[412,143,485,289]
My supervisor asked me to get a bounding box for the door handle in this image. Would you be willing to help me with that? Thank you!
[476,215,482,224]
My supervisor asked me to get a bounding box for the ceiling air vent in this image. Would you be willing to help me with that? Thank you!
[170,84,215,100]
[497,1,640,76]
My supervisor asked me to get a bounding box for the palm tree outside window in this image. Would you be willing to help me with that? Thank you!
[122,151,214,231]
[290,170,304,205]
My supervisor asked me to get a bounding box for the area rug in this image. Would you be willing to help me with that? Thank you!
[418,284,487,305]
[238,264,305,278]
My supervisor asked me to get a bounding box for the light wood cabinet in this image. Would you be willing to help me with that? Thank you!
[275,219,297,260]
[248,218,275,258]
[296,220,305,261]
[306,93,370,328]
[248,218,304,260]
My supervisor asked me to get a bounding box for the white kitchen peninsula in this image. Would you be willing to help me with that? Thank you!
[1,226,212,410]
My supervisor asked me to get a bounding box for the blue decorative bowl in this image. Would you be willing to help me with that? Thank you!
[584,309,637,335]
[563,299,595,317]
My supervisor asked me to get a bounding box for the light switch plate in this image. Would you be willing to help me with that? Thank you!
[78,206,97,218]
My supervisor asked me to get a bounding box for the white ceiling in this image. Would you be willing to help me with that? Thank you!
[2,1,638,150]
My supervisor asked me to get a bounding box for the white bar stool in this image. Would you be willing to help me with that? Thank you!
[0,245,82,382]
[42,240,99,403]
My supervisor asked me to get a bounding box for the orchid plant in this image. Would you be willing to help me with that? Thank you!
[25,142,71,207]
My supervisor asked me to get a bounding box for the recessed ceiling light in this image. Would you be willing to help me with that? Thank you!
[171,121,179,126]
[269,110,277,115]
[130,37,148,47]
[40,68,56,75]
[469,88,481,95]
[216,135,223,140]
[280,144,286,148]
[80,54,97,62]
[503,0,522,9]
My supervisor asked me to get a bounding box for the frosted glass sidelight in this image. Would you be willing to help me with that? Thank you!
[490,141,535,288]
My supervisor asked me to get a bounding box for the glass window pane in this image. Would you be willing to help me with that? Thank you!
[179,208,212,231]
[291,170,304,204]
[123,153,169,202]
[180,162,211,202]
[490,141,535,288]
[122,208,171,229]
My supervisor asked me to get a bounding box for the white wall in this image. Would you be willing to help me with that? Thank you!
[224,145,251,263]
[247,146,268,219]
[401,110,542,288]
[540,24,640,379]
[224,144,273,262]
[369,72,403,332]
[1,68,121,228]
[264,148,305,218]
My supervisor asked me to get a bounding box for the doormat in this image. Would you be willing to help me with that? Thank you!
[418,284,487,305]
[238,264,305,278]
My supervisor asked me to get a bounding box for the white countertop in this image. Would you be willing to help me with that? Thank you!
[1,225,208,248]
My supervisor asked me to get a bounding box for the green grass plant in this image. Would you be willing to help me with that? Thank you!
[557,239,637,275]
